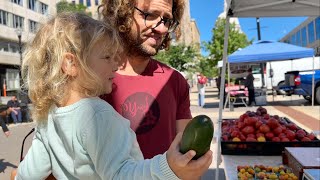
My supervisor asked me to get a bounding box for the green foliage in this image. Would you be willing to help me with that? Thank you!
[56,0,90,16]
[203,17,253,76]
[155,44,200,73]
[197,56,219,78]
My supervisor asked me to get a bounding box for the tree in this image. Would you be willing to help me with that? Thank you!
[155,44,200,73]
[56,0,90,16]
[197,56,219,78]
[203,17,253,75]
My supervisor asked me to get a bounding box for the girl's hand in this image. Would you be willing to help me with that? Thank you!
[166,133,213,180]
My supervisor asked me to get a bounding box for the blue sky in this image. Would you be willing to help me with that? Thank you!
[189,0,307,56]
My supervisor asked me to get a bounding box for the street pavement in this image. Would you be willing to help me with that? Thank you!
[0,85,319,180]
[0,123,34,180]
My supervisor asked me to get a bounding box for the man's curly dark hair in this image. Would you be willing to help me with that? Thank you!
[99,0,185,50]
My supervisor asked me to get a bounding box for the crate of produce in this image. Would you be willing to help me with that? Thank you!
[237,164,298,180]
[282,147,320,180]
[221,107,320,155]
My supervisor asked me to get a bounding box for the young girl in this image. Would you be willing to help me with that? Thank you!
[14,13,212,179]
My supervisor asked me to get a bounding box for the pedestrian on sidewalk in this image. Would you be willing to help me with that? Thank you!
[245,68,256,106]
[12,12,212,180]
[0,107,12,137]
[216,75,221,97]
[197,73,207,107]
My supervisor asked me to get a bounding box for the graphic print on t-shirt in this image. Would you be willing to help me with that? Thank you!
[121,92,160,134]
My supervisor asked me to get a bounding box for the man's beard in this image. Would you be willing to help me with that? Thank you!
[123,31,160,57]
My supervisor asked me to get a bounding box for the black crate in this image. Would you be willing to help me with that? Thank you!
[221,118,320,155]
[221,140,320,155]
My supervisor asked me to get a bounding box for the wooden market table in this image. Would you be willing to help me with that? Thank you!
[222,155,282,180]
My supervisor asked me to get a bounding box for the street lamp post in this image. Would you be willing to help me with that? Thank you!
[15,28,23,91]
[15,28,23,67]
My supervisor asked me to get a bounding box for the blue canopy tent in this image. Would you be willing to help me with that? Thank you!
[228,40,314,63]
[225,40,315,108]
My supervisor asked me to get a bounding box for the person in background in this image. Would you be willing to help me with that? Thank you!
[12,12,212,180]
[245,68,256,106]
[99,0,194,159]
[0,107,12,137]
[197,73,207,107]
[216,75,221,97]
[7,96,22,124]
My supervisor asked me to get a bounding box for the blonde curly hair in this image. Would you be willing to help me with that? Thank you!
[99,0,185,50]
[21,12,122,122]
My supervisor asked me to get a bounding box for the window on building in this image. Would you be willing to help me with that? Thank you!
[10,43,19,53]
[87,0,91,7]
[301,27,307,47]
[11,0,23,6]
[6,69,20,90]
[0,42,9,52]
[95,0,99,5]
[0,41,20,53]
[296,30,301,46]
[28,0,37,11]
[13,14,24,29]
[29,20,38,33]
[308,21,315,44]
[316,17,320,40]
[290,34,296,45]
[79,0,84,5]
[39,2,48,15]
[0,10,9,26]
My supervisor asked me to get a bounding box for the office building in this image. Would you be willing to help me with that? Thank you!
[280,17,320,56]
[0,0,57,95]
[174,0,201,52]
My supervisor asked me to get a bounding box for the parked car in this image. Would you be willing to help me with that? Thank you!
[280,69,320,104]
[265,57,320,95]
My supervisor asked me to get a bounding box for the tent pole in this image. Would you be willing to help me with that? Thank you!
[312,56,315,106]
[290,59,293,103]
[228,63,231,111]
[216,16,230,180]
[270,62,274,102]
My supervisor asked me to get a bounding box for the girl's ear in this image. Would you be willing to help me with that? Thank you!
[62,53,78,77]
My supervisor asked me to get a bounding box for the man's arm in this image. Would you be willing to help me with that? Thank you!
[7,100,12,108]
[176,119,191,134]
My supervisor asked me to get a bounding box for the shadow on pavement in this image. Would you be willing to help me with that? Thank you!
[205,94,219,98]
[204,89,219,93]
[201,168,226,180]
[0,159,17,173]
[267,99,313,106]
[203,102,220,109]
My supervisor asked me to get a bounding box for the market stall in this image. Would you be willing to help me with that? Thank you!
[219,107,320,180]
[226,40,315,107]
[216,0,320,179]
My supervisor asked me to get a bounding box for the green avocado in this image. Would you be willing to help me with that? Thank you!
[180,115,214,160]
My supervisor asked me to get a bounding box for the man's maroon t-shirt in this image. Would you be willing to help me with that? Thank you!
[100,59,192,159]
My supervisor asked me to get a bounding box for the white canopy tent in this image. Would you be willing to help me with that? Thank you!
[216,1,320,179]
